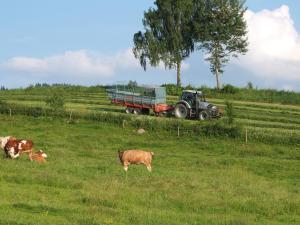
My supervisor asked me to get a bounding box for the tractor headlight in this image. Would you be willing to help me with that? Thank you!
[212,106,217,111]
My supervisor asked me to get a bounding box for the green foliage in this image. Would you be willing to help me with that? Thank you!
[127,80,138,88]
[224,101,235,124]
[246,81,254,89]
[45,92,65,112]
[193,0,248,89]
[162,83,300,105]
[221,84,239,94]
[133,0,195,88]
[162,83,183,96]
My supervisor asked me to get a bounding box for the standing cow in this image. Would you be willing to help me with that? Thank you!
[118,150,154,172]
[4,139,33,159]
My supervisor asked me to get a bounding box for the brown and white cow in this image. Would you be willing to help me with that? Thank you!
[4,139,33,159]
[118,150,154,172]
[29,150,47,163]
[0,136,16,150]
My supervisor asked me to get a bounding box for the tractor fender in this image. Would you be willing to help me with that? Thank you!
[176,100,192,109]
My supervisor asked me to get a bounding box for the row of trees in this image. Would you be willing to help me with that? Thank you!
[133,0,248,90]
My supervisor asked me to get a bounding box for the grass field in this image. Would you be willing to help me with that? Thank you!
[1,87,300,144]
[0,114,299,225]
[0,86,299,224]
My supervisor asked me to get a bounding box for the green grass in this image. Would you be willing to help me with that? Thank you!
[0,115,299,225]
[1,86,300,147]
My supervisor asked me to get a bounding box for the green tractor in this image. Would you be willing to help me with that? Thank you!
[174,90,220,120]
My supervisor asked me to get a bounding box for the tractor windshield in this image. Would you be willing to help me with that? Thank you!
[197,93,206,102]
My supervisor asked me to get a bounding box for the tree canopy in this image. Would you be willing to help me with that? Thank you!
[133,0,248,90]
[133,0,195,89]
[194,0,248,90]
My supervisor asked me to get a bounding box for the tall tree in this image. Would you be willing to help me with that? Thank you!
[193,0,248,90]
[133,0,194,90]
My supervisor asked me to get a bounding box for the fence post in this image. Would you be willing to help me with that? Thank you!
[122,120,125,128]
[69,111,73,121]
[9,108,12,117]
[245,128,248,143]
[177,126,180,137]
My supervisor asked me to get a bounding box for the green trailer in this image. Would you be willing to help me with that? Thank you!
[106,85,173,115]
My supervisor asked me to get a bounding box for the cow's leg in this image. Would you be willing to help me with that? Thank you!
[146,165,152,172]
[123,162,129,172]
[8,148,15,159]
[12,153,20,159]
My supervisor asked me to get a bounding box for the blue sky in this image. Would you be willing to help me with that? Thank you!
[0,0,300,91]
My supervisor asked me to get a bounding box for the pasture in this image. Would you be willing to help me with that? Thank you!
[0,86,299,224]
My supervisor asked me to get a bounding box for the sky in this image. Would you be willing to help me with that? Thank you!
[0,0,300,91]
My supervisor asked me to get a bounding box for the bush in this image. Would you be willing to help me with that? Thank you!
[161,84,183,96]
[45,92,65,112]
[221,84,239,94]
[246,81,254,89]
[224,101,235,125]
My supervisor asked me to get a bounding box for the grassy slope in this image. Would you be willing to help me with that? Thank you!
[1,89,300,144]
[0,115,299,225]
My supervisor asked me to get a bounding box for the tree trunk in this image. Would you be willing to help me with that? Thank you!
[176,61,181,93]
[215,68,221,91]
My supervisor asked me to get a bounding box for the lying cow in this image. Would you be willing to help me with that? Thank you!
[0,136,16,150]
[29,150,47,163]
[4,139,33,159]
[118,150,154,172]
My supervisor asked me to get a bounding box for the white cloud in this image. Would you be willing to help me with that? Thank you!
[1,48,189,79]
[1,49,140,78]
[236,5,300,81]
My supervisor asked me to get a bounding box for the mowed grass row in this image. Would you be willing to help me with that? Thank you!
[0,115,299,225]
[5,98,300,136]
[2,90,300,139]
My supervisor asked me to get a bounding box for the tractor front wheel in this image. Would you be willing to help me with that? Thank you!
[175,104,189,119]
[199,110,211,120]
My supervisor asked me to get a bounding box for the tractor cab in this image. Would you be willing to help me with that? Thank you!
[180,90,206,107]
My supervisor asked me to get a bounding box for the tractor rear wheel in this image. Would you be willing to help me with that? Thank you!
[175,104,189,119]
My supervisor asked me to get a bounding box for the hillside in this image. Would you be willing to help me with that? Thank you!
[0,85,299,145]
[0,85,299,224]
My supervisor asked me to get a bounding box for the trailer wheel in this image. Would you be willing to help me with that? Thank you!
[125,107,132,114]
[142,108,150,115]
[175,104,189,119]
[199,110,211,120]
[133,108,141,115]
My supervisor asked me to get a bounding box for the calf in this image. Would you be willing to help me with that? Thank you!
[29,150,47,163]
[4,139,33,159]
[118,150,154,172]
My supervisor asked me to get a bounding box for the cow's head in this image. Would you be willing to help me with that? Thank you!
[118,150,124,163]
